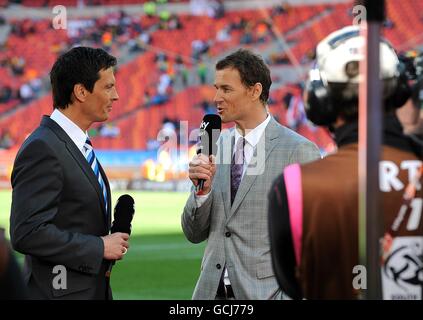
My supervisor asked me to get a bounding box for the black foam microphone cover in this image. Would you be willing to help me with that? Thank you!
[106,194,135,283]
[111,194,135,235]
[196,114,221,191]
[197,114,222,157]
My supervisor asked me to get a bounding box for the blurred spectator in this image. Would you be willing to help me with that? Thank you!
[77,0,86,9]
[99,123,120,138]
[101,31,113,51]
[240,23,254,45]
[268,52,290,65]
[157,72,172,96]
[11,19,36,38]
[29,77,43,95]
[159,117,181,146]
[143,89,152,107]
[144,1,157,18]
[282,91,294,109]
[168,15,183,30]
[175,55,189,87]
[140,31,152,46]
[301,49,316,64]
[18,83,34,104]
[267,94,276,106]
[10,57,25,76]
[161,117,177,137]
[155,52,169,72]
[155,51,168,63]
[147,138,160,150]
[0,130,14,149]
[256,21,269,43]
[271,2,291,17]
[197,61,207,84]
[88,127,99,138]
[159,10,171,29]
[150,90,169,105]
[191,39,210,60]
[190,0,209,16]
[216,27,231,42]
[199,100,215,114]
[230,16,247,31]
[129,31,151,53]
[207,0,225,19]
[0,86,12,103]
[285,93,305,130]
[284,87,315,132]
[0,228,28,299]
[383,18,395,29]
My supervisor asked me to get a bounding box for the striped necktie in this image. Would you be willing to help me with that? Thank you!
[84,138,108,213]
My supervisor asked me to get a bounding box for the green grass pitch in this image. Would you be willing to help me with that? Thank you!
[0,190,205,299]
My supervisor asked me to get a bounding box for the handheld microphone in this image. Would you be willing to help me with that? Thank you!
[196,114,221,191]
[106,194,135,278]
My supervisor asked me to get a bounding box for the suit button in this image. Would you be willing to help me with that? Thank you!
[216,264,221,269]
[225,231,231,238]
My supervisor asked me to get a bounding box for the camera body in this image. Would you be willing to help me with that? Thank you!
[399,51,423,110]
[305,25,411,127]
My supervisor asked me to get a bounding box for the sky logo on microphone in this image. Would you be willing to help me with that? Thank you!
[199,121,210,130]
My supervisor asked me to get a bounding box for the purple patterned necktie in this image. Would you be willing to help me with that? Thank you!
[231,136,245,205]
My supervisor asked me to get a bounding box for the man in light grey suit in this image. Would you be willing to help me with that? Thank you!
[182,49,321,299]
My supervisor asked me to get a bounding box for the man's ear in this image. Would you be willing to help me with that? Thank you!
[251,82,263,102]
[73,84,88,102]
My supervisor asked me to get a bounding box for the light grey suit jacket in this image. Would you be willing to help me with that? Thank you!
[182,117,321,299]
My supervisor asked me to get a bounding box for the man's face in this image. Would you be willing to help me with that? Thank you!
[83,67,119,123]
[214,67,254,124]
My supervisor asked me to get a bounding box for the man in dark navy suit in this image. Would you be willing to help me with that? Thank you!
[10,47,129,300]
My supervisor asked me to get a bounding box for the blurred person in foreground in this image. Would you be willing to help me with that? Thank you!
[0,228,27,299]
[397,53,423,142]
[182,49,321,300]
[269,25,423,300]
[10,47,128,300]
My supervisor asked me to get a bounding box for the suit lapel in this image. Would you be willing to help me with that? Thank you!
[219,131,233,217]
[42,116,109,227]
[229,118,280,218]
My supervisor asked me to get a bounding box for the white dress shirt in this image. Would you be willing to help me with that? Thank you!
[50,108,89,156]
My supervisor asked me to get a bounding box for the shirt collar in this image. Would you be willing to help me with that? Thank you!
[50,109,88,152]
[234,114,271,148]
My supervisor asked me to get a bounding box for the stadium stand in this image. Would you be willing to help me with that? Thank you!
[1,0,422,155]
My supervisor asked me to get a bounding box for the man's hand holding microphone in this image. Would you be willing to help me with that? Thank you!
[189,154,216,195]
[102,194,135,276]
[102,232,129,260]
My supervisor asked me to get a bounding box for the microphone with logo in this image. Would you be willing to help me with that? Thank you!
[105,194,135,279]
[196,114,221,193]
